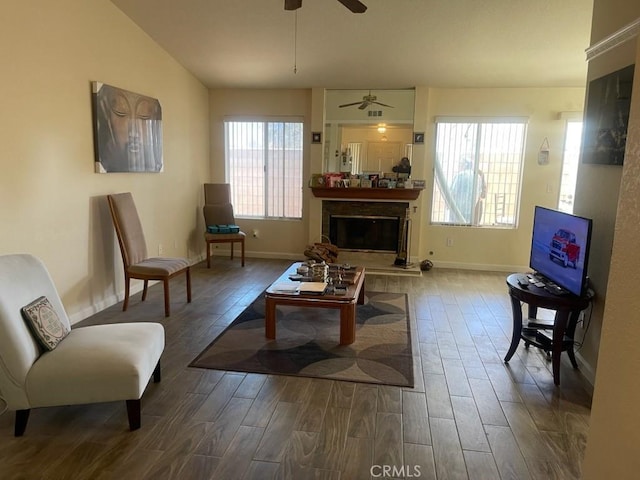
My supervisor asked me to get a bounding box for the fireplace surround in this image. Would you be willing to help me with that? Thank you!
[322,201,409,254]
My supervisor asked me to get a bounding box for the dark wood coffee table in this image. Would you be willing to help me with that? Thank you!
[264,262,366,345]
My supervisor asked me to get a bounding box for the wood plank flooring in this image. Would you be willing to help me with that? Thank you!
[0,258,592,479]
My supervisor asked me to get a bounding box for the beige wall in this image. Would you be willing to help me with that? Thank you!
[1,0,592,374]
[582,3,640,478]
[211,87,584,275]
[208,88,312,259]
[572,43,637,384]
[308,86,587,272]
[414,87,586,271]
[0,0,210,323]
[3,1,639,473]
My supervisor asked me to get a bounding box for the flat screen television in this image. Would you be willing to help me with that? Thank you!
[529,206,593,296]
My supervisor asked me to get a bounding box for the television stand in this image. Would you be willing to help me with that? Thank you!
[504,273,592,385]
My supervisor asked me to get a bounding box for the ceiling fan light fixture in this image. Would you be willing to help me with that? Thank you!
[284,0,302,10]
[339,91,395,109]
[285,0,366,13]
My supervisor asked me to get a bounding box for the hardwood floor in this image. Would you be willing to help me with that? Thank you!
[0,258,592,479]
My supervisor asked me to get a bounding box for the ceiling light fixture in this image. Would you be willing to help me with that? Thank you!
[377,124,386,133]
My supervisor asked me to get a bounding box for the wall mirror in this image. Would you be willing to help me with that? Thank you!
[323,89,415,174]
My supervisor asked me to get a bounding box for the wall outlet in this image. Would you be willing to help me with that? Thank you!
[158,244,164,255]
[446,237,453,247]
[252,229,259,238]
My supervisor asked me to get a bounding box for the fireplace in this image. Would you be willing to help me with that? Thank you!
[322,201,409,253]
[331,215,399,252]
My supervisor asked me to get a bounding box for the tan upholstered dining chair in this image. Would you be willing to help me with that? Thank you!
[107,192,192,317]
[203,183,245,268]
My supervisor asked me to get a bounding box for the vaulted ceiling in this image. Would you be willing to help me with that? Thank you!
[111,0,594,89]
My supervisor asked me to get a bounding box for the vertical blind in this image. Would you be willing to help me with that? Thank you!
[225,120,303,219]
[431,118,527,227]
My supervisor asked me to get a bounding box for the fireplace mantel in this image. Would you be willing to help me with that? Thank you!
[311,187,421,201]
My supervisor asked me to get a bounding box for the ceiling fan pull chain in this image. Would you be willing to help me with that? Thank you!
[293,11,298,74]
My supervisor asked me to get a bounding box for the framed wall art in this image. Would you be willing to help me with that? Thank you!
[92,82,163,173]
[582,64,635,166]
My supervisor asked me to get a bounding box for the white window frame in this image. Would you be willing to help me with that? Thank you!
[346,142,362,174]
[431,117,528,228]
[224,117,304,220]
[558,118,583,214]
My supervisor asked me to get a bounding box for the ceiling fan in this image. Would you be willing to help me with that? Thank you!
[339,91,394,110]
[284,0,367,14]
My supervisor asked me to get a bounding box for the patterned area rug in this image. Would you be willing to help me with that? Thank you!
[190,291,414,387]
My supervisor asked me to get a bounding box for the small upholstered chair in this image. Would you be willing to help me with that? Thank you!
[203,183,246,268]
[107,192,192,317]
[0,254,165,436]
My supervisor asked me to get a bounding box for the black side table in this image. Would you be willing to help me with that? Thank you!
[504,273,592,385]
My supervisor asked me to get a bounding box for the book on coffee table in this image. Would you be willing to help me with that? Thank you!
[299,282,328,294]
[271,282,300,293]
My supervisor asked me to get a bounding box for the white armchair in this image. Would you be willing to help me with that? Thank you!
[0,254,165,436]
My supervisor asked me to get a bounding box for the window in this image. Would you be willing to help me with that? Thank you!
[558,121,582,213]
[225,120,303,219]
[431,118,527,227]
[346,142,362,173]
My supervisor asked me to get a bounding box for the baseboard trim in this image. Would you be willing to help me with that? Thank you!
[429,260,528,273]
[574,351,596,388]
[208,250,302,260]
[69,254,213,325]
[212,251,529,273]
[68,281,151,326]
[66,255,529,324]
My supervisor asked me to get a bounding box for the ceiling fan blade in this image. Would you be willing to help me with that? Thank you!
[337,0,367,13]
[339,101,364,108]
[372,101,394,108]
[284,0,302,11]
[358,102,370,110]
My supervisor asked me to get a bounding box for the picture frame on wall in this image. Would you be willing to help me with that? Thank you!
[312,131,322,144]
[92,82,163,173]
[582,64,635,166]
[413,132,425,144]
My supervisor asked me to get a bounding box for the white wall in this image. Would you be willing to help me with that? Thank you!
[0,0,210,323]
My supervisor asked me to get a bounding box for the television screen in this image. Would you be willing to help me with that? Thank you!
[529,206,593,296]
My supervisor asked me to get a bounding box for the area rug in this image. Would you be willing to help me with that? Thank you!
[190,291,414,387]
